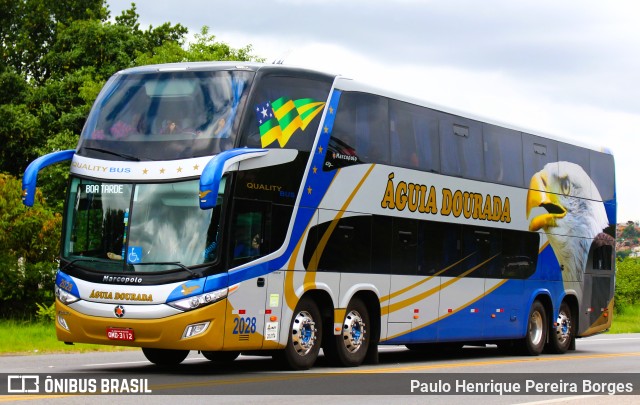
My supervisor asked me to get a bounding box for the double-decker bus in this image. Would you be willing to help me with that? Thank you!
[22,62,616,369]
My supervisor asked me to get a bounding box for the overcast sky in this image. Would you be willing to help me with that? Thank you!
[108,0,640,222]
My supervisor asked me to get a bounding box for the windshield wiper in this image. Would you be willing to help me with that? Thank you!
[82,147,141,162]
[132,262,200,278]
[60,257,109,272]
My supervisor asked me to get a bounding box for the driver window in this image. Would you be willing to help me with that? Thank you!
[230,199,268,266]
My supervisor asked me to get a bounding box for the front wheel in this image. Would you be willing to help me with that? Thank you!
[547,302,574,354]
[276,297,322,370]
[141,348,189,366]
[520,300,547,356]
[201,351,240,363]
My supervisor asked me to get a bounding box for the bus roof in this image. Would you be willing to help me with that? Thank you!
[116,62,611,156]
[116,61,337,80]
[333,76,612,156]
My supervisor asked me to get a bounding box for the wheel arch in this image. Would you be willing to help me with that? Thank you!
[350,289,381,346]
[524,290,553,340]
[300,289,335,347]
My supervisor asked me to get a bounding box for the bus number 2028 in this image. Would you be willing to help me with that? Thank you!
[233,317,257,334]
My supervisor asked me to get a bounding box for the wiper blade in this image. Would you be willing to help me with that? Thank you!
[132,262,200,278]
[82,147,141,162]
[60,257,108,272]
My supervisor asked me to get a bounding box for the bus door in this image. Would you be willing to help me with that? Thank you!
[581,238,615,334]
[223,199,270,351]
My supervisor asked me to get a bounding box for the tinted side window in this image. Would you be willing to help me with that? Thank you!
[328,92,389,169]
[590,151,615,202]
[392,217,418,275]
[389,100,440,172]
[417,220,460,275]
[439,114,484,180]
[522,133,558,187]
[229,199,268,267]
[591,243,613,270]
[303,215,372,273]
[271,204,293,253]
[500,229,539,279]
[241,75,332,152]
[558,142,591,198]
[372,215,392,274]
[483,124,524,187]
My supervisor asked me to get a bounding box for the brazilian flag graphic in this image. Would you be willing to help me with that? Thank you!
[255,97,326,148]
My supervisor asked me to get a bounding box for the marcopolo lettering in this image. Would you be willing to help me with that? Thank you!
[102,275,143,284]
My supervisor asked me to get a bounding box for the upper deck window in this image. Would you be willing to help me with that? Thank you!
[78,70,254,161]
[239,74,332,152]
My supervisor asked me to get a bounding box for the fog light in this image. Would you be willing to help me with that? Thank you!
[183,321,210,338]
[57,315,70,331]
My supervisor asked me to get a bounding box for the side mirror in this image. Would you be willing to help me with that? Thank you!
[22,150,75,207]
[199,148,267,209]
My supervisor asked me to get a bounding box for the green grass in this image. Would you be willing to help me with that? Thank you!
[608,304,640,334]
[1,304,639,355]
[0,320,135,355]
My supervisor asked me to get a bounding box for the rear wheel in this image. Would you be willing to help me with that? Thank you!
[520,300,547,355]
[332,298,370,367]
[141,348,189,366]
[201,351,240,363]
[275,297,322,370]
[547,301,574,354]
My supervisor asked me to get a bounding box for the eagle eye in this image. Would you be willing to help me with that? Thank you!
[560,176,571,195]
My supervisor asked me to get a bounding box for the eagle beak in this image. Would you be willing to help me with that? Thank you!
[526,171,567,231]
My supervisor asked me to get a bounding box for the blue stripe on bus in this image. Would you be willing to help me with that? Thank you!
[234,89,344,278]
[384,277,565,344]
[56,270,80,298]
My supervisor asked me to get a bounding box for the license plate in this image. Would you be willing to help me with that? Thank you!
[106,327,134,341]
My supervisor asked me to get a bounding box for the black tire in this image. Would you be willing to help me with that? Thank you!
[276,297,322,370]
[331,298,370,367]
[520,300,547,356]
[547,301,574,354]
[141,348,189,366]
[201,351,240,362]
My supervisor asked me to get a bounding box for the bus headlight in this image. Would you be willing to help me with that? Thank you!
[168,287,228,311]
[55,285,80,305]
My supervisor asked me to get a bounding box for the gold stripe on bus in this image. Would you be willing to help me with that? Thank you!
[539,240,550,254]
[381,253,500,316]
[307,165,376,272]
[581,299,614,336]
[284,234,307,310]
[379,252,477,303]
[382,278,508,341]
[284,165,375,309]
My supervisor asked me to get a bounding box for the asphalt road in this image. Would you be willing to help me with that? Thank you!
[1,333,639,404]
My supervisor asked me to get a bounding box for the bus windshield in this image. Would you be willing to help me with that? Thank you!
[63,177,225,273]
[78,70,254,161]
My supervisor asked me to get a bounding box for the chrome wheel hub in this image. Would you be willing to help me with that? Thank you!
[555,311,571,344]
[529,310,543,346]
[342,310,366,353]
[291,310,317,356]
